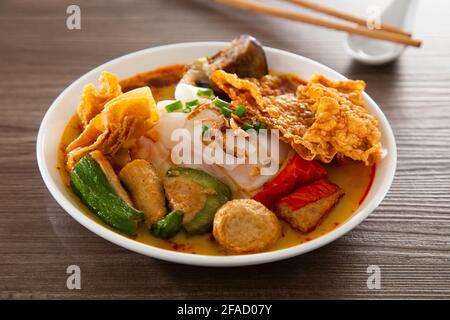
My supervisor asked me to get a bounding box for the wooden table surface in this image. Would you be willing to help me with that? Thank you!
[1,0,449,299]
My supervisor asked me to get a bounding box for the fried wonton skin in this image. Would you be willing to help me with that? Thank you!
[65,86,159,171]
[212,70,382,165]
[296,75,382,165]
[77,71,122,127]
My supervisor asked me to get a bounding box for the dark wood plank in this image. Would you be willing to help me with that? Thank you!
[0,0,449,299]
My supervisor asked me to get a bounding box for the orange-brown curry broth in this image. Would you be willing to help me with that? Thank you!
[58,65,374,256]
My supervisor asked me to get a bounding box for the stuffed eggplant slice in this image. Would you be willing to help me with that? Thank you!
[163,167,232,235]
[119,159,166,226]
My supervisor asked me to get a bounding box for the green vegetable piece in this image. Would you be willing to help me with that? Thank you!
[213,98,232,117]
[202,125,209,137]
[197,88,215,98]
[184,193,228,235]
[182,106,192,113]
[220,106,232,118]
[150,210,184,239]
[253,120,267,131]
[166,167,232,199]
[70,155,144,236]
[185,99,200,108]
[241,123,253,131]
[235,104,246,118]
[214,98,230,109]
[165,100,183,112]
[165,167,232,234]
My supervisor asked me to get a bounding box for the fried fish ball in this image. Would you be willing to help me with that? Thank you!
[213,199,281,253]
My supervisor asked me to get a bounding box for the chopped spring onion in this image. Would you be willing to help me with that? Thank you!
[241,123,253,131]
[197,88,215,98]
[214,98,229,109]
[182,106,192,113]
[242,121,267,132]
[214,98,232,118]
[220,106,232,118]
[254,120,267,131]
[235,104,246,118]
[186,99,200,108]
[165,100,183,112]
[202,125,209,137]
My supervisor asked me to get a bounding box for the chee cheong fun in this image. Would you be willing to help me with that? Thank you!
[58,35,382,255]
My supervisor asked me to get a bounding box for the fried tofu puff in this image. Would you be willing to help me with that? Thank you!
[213,199,282,253]
[119,159,166,226]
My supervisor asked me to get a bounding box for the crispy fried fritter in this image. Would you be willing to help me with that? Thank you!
[211,70,382,165]
[65,86,159,171]
[296,75,382,165]
[77,71,122,127]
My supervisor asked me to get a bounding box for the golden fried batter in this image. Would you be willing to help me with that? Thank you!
[296,75,382,165]
[212,70,381,165]
[65,85,159,171]
[77,71,122,127]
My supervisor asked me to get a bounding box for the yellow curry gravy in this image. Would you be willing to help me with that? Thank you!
[58,64,376,256]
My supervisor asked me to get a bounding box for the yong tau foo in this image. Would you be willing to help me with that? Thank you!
[59,35,382,255]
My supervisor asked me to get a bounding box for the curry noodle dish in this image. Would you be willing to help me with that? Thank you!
[58,35,381,255]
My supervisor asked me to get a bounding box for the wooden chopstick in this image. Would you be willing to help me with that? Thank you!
[286,0,411,37]
[214,0,422,47]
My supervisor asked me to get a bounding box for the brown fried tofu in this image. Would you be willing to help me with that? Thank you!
[119,159,166,226]
[276,179,344,233]
[213,199,282,253]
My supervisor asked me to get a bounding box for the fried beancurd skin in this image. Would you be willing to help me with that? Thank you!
[212,70,382,165]
[65,86,159,171]
[297,74,382,165]
[77,71,122,127]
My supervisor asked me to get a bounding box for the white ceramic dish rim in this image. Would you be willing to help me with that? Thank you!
[37,42,397,267]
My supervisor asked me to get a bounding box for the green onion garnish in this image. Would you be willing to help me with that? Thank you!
[197,88,215,98]
[186,99,200,108]
[253,120,267,131]
[235,104,246,118]
[202,125,209,137]
[220,106,232,118]
[214,98,230,109]
[241,123,253,131]
[182,106,192,113]
[254,120,268,131]
[165,100,183,112]
[213,98,232,117]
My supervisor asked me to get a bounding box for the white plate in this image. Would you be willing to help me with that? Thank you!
[37,42,397,267]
